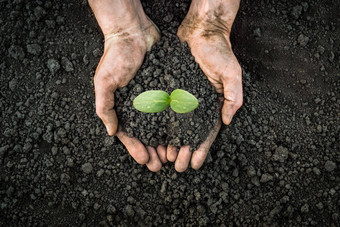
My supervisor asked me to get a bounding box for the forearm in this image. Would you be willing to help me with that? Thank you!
[88,0,149,35]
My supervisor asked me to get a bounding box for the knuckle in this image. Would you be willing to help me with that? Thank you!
[235,63,242,75]
[235,97,243,109]
[94,69,118,89]
[94,72,109,87]
[224,93,243,110]
[94,76,105,90]
[225,93,237,102]
[222,65,242,81]
[95,109,103,118]
[95,105,106,118]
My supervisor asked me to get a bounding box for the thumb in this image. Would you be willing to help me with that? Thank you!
[94,74,119,136]
[177,23,189,43]
[221,71,243,125]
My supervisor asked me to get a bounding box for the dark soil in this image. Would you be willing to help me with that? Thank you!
[115,37,220,149]
[0,0,339,226]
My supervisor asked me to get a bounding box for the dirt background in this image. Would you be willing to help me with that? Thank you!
[0,0,339,226]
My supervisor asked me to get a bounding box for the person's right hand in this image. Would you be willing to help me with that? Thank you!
[89,0,164,171]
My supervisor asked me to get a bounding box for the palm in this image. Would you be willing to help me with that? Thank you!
[95,35,147,90]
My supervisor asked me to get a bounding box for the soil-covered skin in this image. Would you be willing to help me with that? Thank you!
[116,36,220,149]
[0,0,339,226]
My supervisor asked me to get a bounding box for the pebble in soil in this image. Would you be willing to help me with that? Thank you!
[115,33,221,150]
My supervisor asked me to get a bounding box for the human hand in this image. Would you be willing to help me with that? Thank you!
[116,130,168,172]
[167,119,222,172]
[89,0,163,171]
[169,0,242,172]
[177,0,243,125]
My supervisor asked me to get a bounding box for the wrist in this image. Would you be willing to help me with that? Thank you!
[186,0,240,37]
[89,0,151,36]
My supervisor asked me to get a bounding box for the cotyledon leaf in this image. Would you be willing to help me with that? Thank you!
[133,90,170,113]
[169,89,198,113]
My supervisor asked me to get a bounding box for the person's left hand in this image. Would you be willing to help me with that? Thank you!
[167,0,243,172]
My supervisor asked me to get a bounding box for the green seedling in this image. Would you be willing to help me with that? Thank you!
[133,89,198,113]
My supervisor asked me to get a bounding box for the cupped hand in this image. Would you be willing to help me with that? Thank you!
[168,0,242,171]
[89,0,164,171]
[95,25,164,171]
[177,0,242,125]
[94,24,160,136]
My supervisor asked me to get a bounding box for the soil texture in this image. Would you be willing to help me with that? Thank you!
[0,0,339,226]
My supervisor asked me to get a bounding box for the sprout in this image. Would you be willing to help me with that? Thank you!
[133,89,198,113]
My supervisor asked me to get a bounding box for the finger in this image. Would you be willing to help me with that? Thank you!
[222,93,243,125]
[146,146,162,172]
[222,67,243,125]
[175,145,192,172]
[167,145,178,162]
[191,120,221,170]
[157,145,168,163]
[116,131,149,164]
[176,20,190,44]
[94,74,118,136]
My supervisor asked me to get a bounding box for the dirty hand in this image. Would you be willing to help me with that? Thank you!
[178,0,242,125]
[89,0,164,171]
[169,0,242,171]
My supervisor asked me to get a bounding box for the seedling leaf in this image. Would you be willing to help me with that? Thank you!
[133,90,170,113]
[170,89,198,113]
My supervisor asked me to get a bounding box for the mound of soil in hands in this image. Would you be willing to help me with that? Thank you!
[115,35,220,149]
